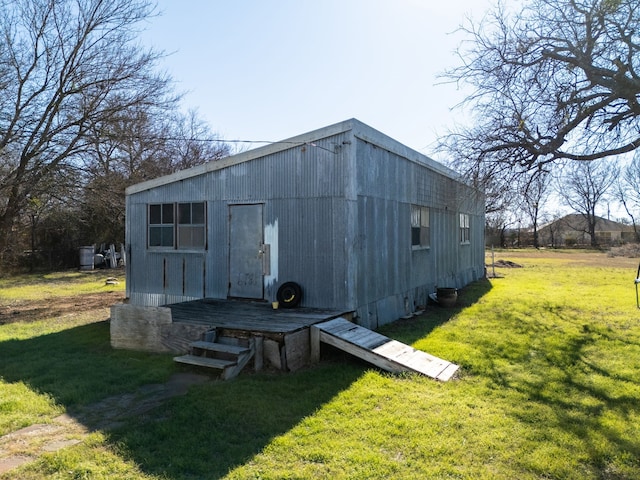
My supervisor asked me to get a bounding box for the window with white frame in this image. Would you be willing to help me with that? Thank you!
[148,202,206,249]
[460,213,470,244]
[411,205,430,248]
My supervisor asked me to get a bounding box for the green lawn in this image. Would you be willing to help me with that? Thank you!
[1,251,640,479]
[0,270,125,301]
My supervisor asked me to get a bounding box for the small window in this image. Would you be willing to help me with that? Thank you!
[411,205,430,248]
[177,202,206,248]
[460,213,470,244]
[148,202,206,249]
[148,203,174,247]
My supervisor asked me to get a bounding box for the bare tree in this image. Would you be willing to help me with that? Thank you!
[0,0,176,262]
[520,170,552,248]
[167,109,231,171]
[485,209,513,248]
[543,211,565,248]
[441,0,640,176]
[557,159,618,247]
[614,154,640,241]
[79,107,230,246]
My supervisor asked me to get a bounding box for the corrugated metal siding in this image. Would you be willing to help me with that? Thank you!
[205,201,229,298]
[264,197,347,308]
[213,138,347,202]
[356,196,407,304]
[126,132,351,307]
[353,139,485,327]
[125,124,484,322]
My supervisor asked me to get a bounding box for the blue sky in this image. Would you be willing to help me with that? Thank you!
[142,1,493,158]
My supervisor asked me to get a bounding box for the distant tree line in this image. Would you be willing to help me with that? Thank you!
[0,0,229,271]
[440,0,640,249]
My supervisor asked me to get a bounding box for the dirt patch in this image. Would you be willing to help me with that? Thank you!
[0,291,124,325]
[487,250,639,268]
[491,260,524,268]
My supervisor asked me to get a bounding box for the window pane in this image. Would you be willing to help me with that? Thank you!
[149,226,162,246]
[192,202,205,224]
[412,227,421,246]
[459,213,470,244]
[420,226,430,247]
[161,225,174,246]
[411,205,420,227]
[178,226,205,248]
[162,203,174,224]
[149,226,173,247]
[421,207,429,227]
[149,204,175,247]
[178,203,191,224]
[149,204,161,224]
[178,226,192,247]
[196,226,205,246]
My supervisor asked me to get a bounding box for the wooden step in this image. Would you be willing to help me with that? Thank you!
[173,354,235,370]
[190,340,249,356]
[174,337,256,380]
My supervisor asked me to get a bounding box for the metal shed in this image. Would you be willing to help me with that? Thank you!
[112,119,484,359]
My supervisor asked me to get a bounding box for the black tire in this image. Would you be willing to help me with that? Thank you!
[276,282,303,308]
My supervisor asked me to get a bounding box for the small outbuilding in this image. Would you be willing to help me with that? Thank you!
[111,119,485,368]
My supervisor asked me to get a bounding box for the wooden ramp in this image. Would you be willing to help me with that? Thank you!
[311,317,458,381]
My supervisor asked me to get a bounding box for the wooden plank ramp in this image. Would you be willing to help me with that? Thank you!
[311,317,458,381]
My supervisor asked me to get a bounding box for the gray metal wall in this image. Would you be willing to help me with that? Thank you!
[352,138,485,328]
[125,120,485,329]
[126,133,352,308]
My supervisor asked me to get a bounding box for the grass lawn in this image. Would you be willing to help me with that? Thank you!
[1,251,640,479]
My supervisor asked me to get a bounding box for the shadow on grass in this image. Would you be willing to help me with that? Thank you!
[0,321,176,407]
[107,363,364,479]
[511,323,640,472]
[378,278,493,345]
[0,319,366,478]
[466,299,640,476]
[0,278,493,478]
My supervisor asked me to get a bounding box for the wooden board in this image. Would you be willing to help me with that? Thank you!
[168,298,347,334]
[190,341,249,355]
[312,317,459,382]
[173,355,234,370]
[284,329,310,372]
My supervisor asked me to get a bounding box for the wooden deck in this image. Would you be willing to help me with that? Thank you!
[168,298,347,334]
[311,317,459,381]
[165,299,348,373]
[112,300,457,379]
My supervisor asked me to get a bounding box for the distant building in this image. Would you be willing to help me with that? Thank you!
[537,214,637,247]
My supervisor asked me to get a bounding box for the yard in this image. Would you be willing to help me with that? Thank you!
[1,250,639,479]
